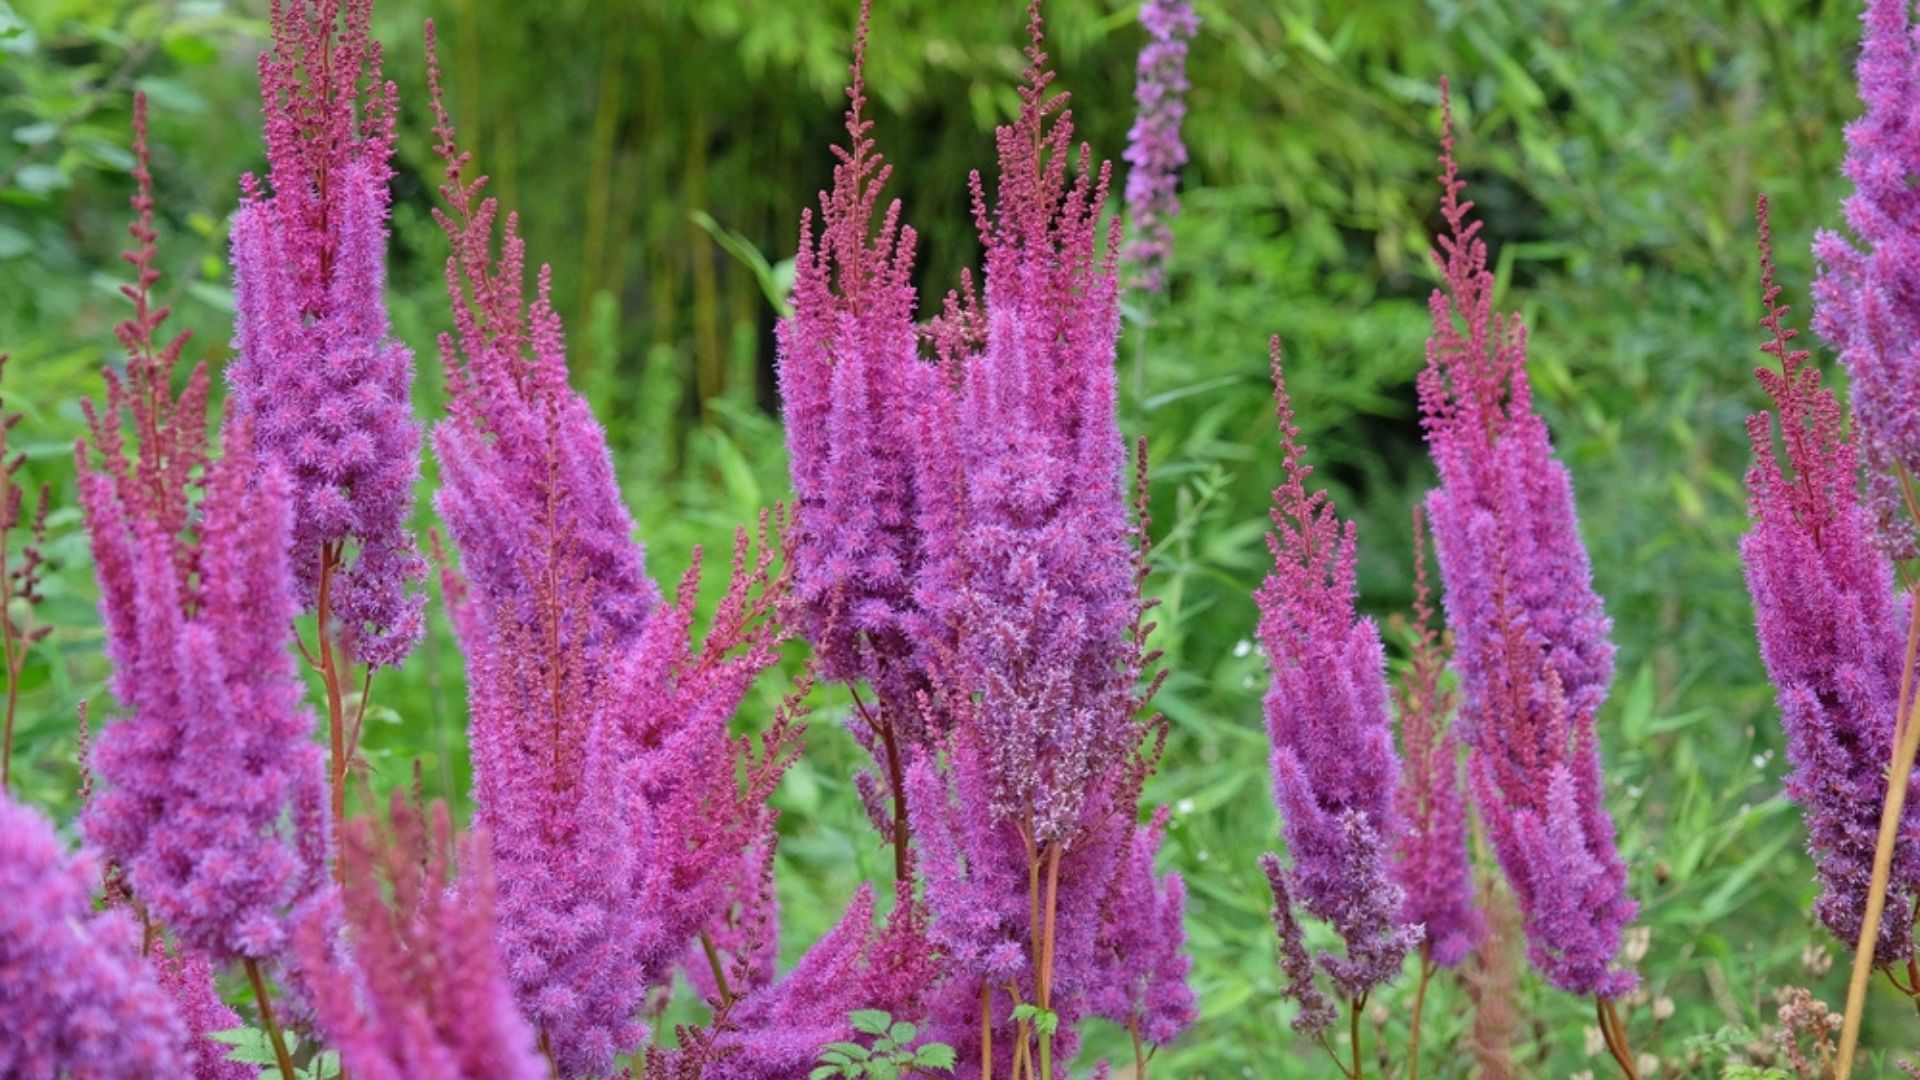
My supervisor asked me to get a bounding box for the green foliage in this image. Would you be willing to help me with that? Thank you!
[210,1027,341,1080]
[813,1009,956,1079]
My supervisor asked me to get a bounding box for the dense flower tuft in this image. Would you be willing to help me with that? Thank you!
[1745,195,1920,960]
[1122,0,1198,293]
[79,95,327,963]
[1257,339,1419,1001]
[1812,0,1920,558]
[1416,84,1635,997]
[299,794,546,1080]
[0,793,187,1079]
[227,0,426,667]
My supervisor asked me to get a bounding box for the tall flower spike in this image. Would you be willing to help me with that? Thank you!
[1086,808,1198,1050]
[1745,195,1920,960]
[298,794,546,1080]
[227,0,426,667]
[903,5,1176,1070]
[1121,0,1198,294]
[79,94,327,963]
[427,30,797,1073]
[1417,82,1635,996]
[0,793,187,1079]
[1259,852,1337,1036]
[1392,506,1484,968]
[776,0,946,883]
[1812,0,1920,559]
[153,946,255,1080]
[1257,339,1419,1001]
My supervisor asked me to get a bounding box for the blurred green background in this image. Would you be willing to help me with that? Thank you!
[0,0,1893,1075]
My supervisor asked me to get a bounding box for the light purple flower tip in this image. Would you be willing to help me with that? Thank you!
[1812,0,1920,559]
[1122,0,1198,293]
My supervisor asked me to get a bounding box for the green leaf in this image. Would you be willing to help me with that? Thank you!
[913,1043,958,1071]
[887,1021,916,1045]
[849,1009,893,1036]
[809,1068,841,1080]
[822,1042,869,1061]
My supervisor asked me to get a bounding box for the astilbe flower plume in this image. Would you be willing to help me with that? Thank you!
[79,95,327,963]
[1392,508,1483,968]
[297,793,545,1080]
[1744,196,1920,960]
[152,946,253,1080]
[0,793,187,1079]
[776,4,946,879]
[226,0,426,666]
[1256,341,1420,1003]
[701,883,940,1079]
[1121,0,1198,294]
[425,31,798,1074]
[1812,0,1920,559]
[1086,808,1197,1049]
[902,7,1177,1069]
[1417,87,1635,996]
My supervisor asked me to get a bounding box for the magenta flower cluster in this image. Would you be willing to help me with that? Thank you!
[1745,197,1920,961]
[1415,94,1635,998]
[778,4,1191,1072]
[299,795,546,1080]
[1812,0,1920,559]
[1122,0,1198,294]
[0,793,186,1080]
[227,0,427,667]
[78,95,327,964]
[1256,342,1420,1003]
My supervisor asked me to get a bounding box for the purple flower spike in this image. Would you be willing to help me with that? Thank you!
[1813,0,1920,558]
[1087,808,1198,1049]
[1258,340,1420,1002]
[227,0,426,667]
[152,946,253,1080]
[1392,508,1484,968]
[1417,83,1635,997]
[0,793,188,1079]
[1122,0,1198,294]
[299,795,546,1080]
[79,96,327,963]
[1747,196,1920,961]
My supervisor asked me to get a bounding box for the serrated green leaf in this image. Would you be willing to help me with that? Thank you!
[887,1021,915,1045]
[913,1043,957,1071]
[849,1009,893,1036]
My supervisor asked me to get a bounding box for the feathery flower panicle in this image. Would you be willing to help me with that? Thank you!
[1121,0,1198,294]
[897,8,1180,1070]
[1259,852,1337,1036]
[706,883,939,1079]
[298,794,545,1080]
[425,31,656,658]
[1745,196,1920,959]
[1417,85,1635,997]
[227,0,425,667]
[152,946,256,1080]
[426,36,800,1066]
[79,96,327,963]
[0,793,187,1079]
[1812,0,1920,558]
[1086,808,1197,1049]
[1257,340,1419,1001]
[912,2,1141,852]
[1392,508,1483,968]
[778,3,940,712]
